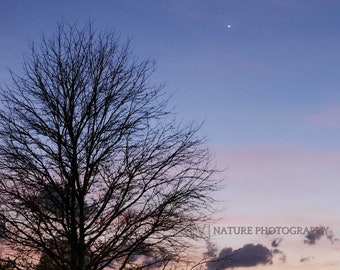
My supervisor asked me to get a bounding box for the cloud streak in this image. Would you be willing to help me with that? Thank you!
[300,256,313,263]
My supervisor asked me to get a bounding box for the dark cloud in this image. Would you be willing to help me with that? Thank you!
[203,241,218,257]
[272,249,280,254]
[271,238,286,263]
[206,244,272,270]
[304,227,326,245]
[272,249,286,263]
[139,246,175,269]
[304,226,336,245]
[206,247,233,270]
[271,238,282,248]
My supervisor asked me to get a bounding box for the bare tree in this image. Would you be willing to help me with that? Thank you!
[0,23,218,270]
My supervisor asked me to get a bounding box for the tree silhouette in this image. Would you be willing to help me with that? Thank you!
[0,23,217,270]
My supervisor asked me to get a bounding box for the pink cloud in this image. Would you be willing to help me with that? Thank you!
[212,144,340,192]
[209,144,340,224]
[304,106,340,129]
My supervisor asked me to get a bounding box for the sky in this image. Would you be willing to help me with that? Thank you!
[1,1,340,269]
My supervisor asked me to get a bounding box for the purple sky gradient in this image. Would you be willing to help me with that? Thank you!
[1,1,340,269]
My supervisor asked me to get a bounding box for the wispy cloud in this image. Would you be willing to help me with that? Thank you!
[304,226,338,245]
[304,106,340,129]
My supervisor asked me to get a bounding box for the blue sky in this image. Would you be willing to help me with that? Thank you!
[1,1,340,269]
